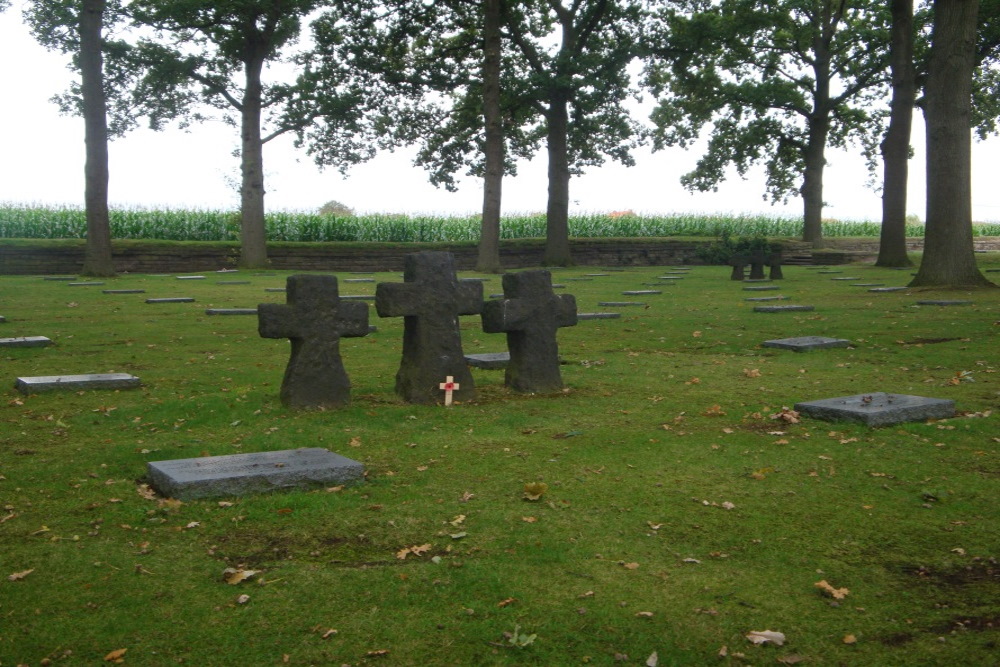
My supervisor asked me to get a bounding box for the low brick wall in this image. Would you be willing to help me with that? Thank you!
[6,237,995,275]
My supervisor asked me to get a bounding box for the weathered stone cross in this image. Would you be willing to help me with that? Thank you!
[375,251,483,404]
[482,270,577,393]
[258,274,369,409]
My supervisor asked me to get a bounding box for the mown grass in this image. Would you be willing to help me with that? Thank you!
[1,257,999,665]
[4,203,1000,243]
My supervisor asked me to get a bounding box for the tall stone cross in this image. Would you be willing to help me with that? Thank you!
[482,270,577,393]
[375,251,483,404]
[258,274,369,409]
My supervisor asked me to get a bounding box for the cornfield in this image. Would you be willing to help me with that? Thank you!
[2,203,999,242]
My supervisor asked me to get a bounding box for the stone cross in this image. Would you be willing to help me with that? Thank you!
[748,252,768,280]
[375,251,483,404]
[258,274,369,409]
[482,270,577,393]
[439,376,459,406]
[767,253,784,280]
[729,254,748,281]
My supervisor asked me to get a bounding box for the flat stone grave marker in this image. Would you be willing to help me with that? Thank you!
[986,268,1000,273]
[341,295,376,301]
[817,270,843,274]
[643,282,676,287]
[745,296,789,301]
[344,278,375,283]
[743,285,780,291]
[15,373,141,393]
[217,281,251,285]
[598,301,645,307]
[259,274,369,409]
[461,277,491,282]
[754,305,815,312]
[585,273,610,277]
[552,284,566,289]
[177,276,205,280]
[216,269,239,273]
[623,290,661,295]
[43,276,77,281]
[656,276,683,280]
[0,316,6,323]
[103,289,146,294]
[851,283,884,287]
[489,293,504,299]
[69,281,104,286]
[795,392,955,427]
[831,277,861,281]
[206,308,258,316]
[376,251,482,404]
[916,300,973,306]
[869,287,908,293]
[465,352,510,369]
[603,268,627,271]
[482,269,577,393]
[147,448,363,500]
[146,297,195,303]
[0,336,52,348]
[565,278,593,281]
[762,336,850,351]
[578,312,621,320]
[264,287,286,292]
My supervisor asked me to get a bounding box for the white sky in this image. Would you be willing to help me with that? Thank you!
[1,9,998,222]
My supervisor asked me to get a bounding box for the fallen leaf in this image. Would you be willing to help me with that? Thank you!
[692,331,702,338]
[777,655,806,664]
[459,491,475,502]
[523,482,548,501]
[136,484,157,500]
[0,511,16,524]
[326,485,344,493]
[349,436,362,447]
[579,590,595,598]
[223,568,260,585]
[321,629,338,639]
[237,594,251,604]
[646,651,659,667]
[8,569,34,581]
[522,516,538,523]
[366,649,389,657]
[746,630,786,646]
[635,611,654,618]
[721,501,736,510]
[815,580,850,599]
[622,562,640,570]
[744,368,762,378]
[770,407,801,424]
[702,404,726,417]
[843,634,857,644]
[449,514,466,526]
[104,648,127,663]
[498,597,517,607]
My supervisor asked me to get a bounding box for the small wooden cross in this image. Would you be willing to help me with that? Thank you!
[439,376,459,406]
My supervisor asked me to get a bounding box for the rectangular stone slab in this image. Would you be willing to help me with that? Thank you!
[762,336,849,351]
[745,296,789,301]
[578,312,622,320]
[754,305,815,312]
[743,285,780,291]
[831,277,861,281]
[146,297,195,303]
[177,275,205,280]
[916,300,973,306]
[0,336,52,348]
[869,287,908,292]
[103,289,146,294]
[43,276,77,281]
[217,281,251,285]
[205,308,258,316]
[68,282,104,286]
[15,373,140,393]
[147,448,363,500]
[851,283,884,287]
[795,392,955,427]
[598,301,645,307]
[623,290,662,295]
[465,352,510,369]
[0,316,6,323]
[344,278,376,283]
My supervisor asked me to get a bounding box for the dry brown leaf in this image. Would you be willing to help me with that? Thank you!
[635,611,654,618]
[843,634,857,644]
[104,648,127,662]
[622,562,640,570]
[366,649,389,657]
[815,580,850,599]
[523,482,548,501]
[777,655,806,664]
[522,516,538,523]
[136,484,157,500]
[770,407,801,424]
[321,629,338,639]
[746,630,786,646]
[0,511,16,524]
[349,436,362,447]
[702,405,726,417]
[8,569,34,582]
[497,597,517,607]
[646,651,659,667]
[743,368,762,378]
[223,568,260,585]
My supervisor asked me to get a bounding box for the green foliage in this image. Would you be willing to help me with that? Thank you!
[317,200,355,217]
[1,261,999,664]
[3,204,997,242]
[695,230,777,264]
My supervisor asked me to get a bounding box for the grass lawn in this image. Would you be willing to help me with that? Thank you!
[1,257,998,666]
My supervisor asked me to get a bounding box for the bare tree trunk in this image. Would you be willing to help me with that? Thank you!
[240,55,268,269]
[79,0,115,277]
[477,0,503,274]
[877,0,916,268]
[544,94,572,266]
[800,115,829,246]
[911,0,994,287]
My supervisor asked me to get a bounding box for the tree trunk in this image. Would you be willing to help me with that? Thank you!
[911,0,994,287]
[800,114,829,246]
[477,0,503,274]
[240,54,268,269]
[79,0,115,277]
[544,93,572,266]
[877,0,916,268]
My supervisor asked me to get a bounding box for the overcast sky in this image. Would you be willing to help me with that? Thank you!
[2,9,998,222]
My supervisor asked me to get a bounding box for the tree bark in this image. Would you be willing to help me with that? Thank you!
[544,93,572,266]
[79,0,115,277]
[477,0,503,273]
[800,115,829,246]
[240,52,268,269]
[911,0,994,287]
[877,0,916,268]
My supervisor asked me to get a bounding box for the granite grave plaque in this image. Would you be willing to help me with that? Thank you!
[465,352,510,369]
[577,312,622,320]
[146,297,195,303]
[15,373,140,393]
[754,304,815,312]
[762,336,850,351]
[0,336,52,348]
[795,392,955,426]
[206,308,258,316]
[147,448,363,500]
